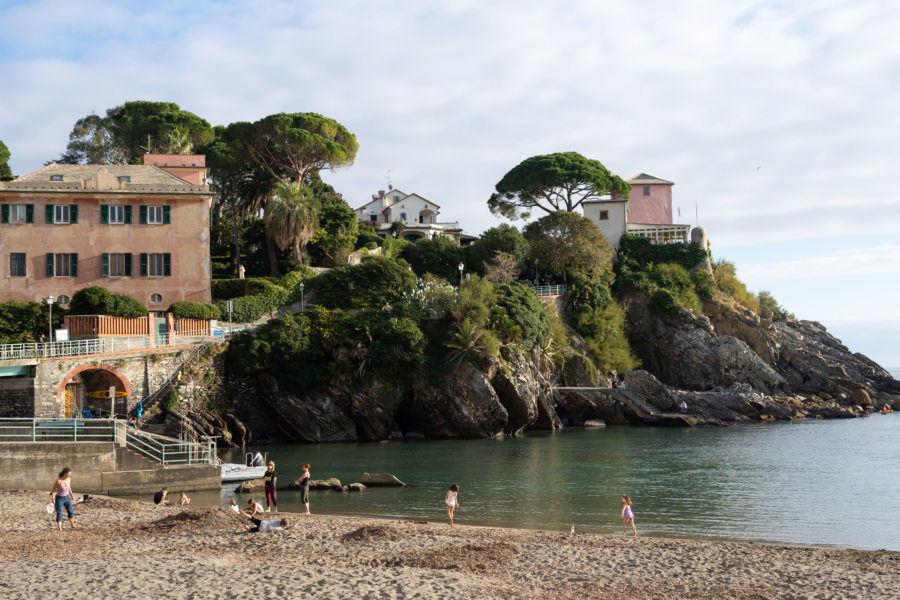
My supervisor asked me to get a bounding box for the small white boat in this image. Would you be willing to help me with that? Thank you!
[220,463,268,483]
[220,451,268,483]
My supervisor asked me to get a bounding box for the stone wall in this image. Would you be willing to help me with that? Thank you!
[0,377,35,417]
[0,441,220,493]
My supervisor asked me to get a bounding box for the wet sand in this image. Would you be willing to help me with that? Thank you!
[1,490,897,599]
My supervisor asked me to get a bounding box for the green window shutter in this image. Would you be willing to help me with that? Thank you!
[46,205,54,224]
[139,206,147,224]
[1,204,8,223]
[70,253,78,277]
[46,253,54,277]
[124,205,132,224]
[140,253,148,277]
[163,253,171,276]
[70,205,78,224]
[100,205,109,224]
[26,204,34,223]
[124,253,132,276]
[101,253,109,277]
[163,206,171,225]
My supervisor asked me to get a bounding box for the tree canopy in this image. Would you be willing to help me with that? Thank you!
[223,112,358,184]
[0,139,12,180]
[488,152,630,220]
[57,101,214,164]
[522,211,613,283]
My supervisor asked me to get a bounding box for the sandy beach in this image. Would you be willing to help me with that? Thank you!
[0,490,896,600]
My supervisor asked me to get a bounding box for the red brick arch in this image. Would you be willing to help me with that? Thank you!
[56,363,133,402]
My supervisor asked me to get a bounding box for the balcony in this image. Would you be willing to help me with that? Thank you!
[626,223,690,245]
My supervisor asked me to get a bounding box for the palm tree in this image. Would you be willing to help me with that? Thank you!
[265,181,320,265]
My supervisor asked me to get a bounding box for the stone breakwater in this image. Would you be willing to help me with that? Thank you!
[2,489,898,600]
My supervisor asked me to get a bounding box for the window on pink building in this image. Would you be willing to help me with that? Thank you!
[643,186,650,196]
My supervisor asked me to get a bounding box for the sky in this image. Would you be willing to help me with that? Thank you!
[1,0,898,371]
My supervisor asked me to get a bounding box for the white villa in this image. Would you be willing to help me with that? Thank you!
[582,173,691,249]
[355,187,466,243]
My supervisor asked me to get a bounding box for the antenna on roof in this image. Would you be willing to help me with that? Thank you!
[385,168,392,190]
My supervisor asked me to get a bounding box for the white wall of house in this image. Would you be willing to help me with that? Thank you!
[356,191,441,225]
[583,199,627,249]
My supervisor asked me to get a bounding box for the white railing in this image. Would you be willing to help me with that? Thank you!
[533,284,568,296]
[0,329,248,362]
[626,223,691,245]
[0,418,217,466]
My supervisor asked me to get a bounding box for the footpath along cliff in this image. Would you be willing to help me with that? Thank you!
[155,294,900,445]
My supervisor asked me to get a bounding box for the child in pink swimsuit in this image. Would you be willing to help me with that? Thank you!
[621,495,636,536]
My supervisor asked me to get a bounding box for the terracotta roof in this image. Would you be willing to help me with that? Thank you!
[627,173,674,186]
[0,163,211,194]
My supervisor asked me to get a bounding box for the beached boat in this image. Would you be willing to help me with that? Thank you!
[219,451,268,483]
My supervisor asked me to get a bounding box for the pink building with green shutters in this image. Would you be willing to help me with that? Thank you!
[0,155,213,310]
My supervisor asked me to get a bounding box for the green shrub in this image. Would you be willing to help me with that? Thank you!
[618,233,708,271]
[215,285,288,323]
[0,300,62,344]
[315,256,415,310]
[758,290,795,320]
[649,288,681,316]
[571,302,640,375]
[162,389,180,413]
[494,282,550,352]
[691,269,715,298]
[211,278,281,300]
[69,286,147,317]
[712,259,759,312]
[168,301,221,320]
[567,276,612,309]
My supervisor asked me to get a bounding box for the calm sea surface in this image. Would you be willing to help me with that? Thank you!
[180,415,900,551]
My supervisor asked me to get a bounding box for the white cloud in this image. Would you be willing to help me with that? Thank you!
[2,0,899,365]
[737,244,900,281]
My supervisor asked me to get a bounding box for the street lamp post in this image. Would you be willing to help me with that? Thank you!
[533,258,539,286]
[47,295,55,343]
[299,282,305,312]
[458,262,464,285]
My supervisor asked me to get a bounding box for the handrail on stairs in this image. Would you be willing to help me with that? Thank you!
[0,418,216,466]
[141,341,210,412]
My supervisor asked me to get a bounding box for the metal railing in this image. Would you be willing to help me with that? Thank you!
[0,330,248,362]
[533,284,568,296]
[0,418,216,466]
[142,341,210,410]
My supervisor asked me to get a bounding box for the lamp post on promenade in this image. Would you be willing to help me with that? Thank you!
[47,295,55,343]
[299,282,305,312]
[458,262,464,286]
[533,258,539,286]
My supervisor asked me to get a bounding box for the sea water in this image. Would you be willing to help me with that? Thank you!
[186,415,900,551]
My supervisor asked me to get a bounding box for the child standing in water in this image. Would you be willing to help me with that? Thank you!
[445,484,460,526]
[621,495,637,536]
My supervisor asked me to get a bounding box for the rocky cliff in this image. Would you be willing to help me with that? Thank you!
[150,295,900,444]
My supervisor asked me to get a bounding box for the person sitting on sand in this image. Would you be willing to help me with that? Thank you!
[177,492,190,506]
[153,487,169,506]
[228,499,241,514]
[241,515,291,533]
[622,495,637,537]
[246,498,264,516]
[445,483,460,526]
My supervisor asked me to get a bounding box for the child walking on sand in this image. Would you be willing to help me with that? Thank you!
[622,495,636,536]
[445,483,460,526]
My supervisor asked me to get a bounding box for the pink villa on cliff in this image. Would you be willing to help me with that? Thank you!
[0,154,213,310]
[582,173,691,249]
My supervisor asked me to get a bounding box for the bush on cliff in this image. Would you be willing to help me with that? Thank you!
[712,259,759,313]
[572,302,640,374]
[315,256,416,310]
[401,236,466,282]
[617,233,708,271]
[493,282,550,352]
[167,301,221,320]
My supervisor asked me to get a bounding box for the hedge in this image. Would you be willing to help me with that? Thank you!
[211,277,283,300]
[618,233,708,271]
[167,301,221,320]
[215,286,288,323]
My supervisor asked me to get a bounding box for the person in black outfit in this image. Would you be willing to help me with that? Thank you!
[263,461,277,513]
